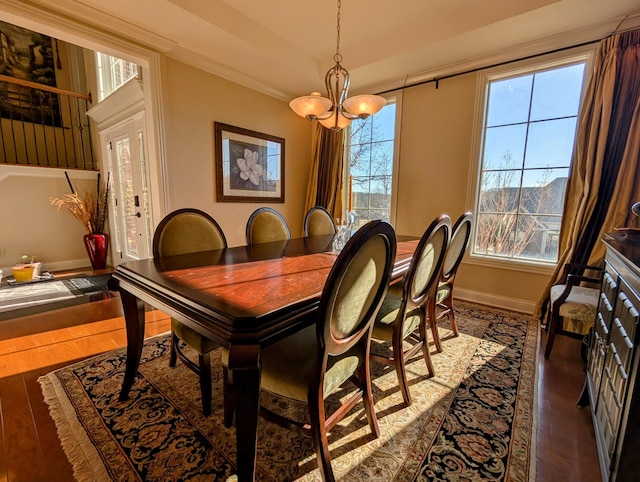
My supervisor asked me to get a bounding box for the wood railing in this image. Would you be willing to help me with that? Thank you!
[0,74,96,170]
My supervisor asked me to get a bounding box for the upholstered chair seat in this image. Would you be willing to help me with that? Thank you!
[223,325,363,402]
[373,289,421,341]
[549,285,599,334]
[435,282,451,304]
[544,263,602,358]
[171,318,219,354]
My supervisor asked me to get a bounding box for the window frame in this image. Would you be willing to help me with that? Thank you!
[344,92,402,226]
[95,51,139,102]
[465,48,594,273]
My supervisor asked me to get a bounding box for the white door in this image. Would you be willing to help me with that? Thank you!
[103,114,153,264]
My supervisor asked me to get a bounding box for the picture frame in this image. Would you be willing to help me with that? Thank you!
[214,122,285,203]
[0,20,62,127]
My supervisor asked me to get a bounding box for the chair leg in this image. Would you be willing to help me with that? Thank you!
[444,295,459,337]
[359,359,380,436]
[222,365,234,427]
[309,392,334,482]
[420,312,435,378]
[428,300,442,353]
[198,353,212,416]
[169,332,178,367]
[421,337,435,377]
[430,319,442,353]
[544,309,560,359]
[392,334,412,406]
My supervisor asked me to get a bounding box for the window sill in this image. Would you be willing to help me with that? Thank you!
[464,254,556,275]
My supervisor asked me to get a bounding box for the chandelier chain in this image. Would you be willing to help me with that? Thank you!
[334,0,342,64]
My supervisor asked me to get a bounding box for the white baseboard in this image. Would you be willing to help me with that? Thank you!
[454,287,536,315]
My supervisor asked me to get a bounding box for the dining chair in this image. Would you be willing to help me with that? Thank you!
[304,205,336,237]
[223,220,397,482]
[152,208,227,415]
[544,262,602,359]
[433,212,473,351]
[245,207,291,244]
[370,214,450,406]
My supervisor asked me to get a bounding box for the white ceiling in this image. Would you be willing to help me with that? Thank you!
[6,0,640,100]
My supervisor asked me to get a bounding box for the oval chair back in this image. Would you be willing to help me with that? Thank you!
[441,212,473,282]
[152,208,227,416]
[153,208,227,257]
[245,207,291,245]
[304,206,336,237]
[319,220,397,357]
[435,212,473,342]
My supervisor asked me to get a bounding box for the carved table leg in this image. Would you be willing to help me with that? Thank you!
[228,343,261,482]
[118,289,146,401]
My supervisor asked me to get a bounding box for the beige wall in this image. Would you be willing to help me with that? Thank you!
[0,167,99,273]
[162,59,312,246]
[394,72,550,312]
[0,52,551,312]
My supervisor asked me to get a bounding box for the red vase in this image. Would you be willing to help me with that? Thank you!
[83,233,109,270]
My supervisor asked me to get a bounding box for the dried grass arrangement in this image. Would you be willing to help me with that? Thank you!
[50,172,110,234]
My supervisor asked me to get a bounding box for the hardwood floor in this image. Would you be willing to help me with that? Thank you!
[0,297,599,481]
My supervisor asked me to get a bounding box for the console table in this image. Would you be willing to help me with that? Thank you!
[580,235,640,481]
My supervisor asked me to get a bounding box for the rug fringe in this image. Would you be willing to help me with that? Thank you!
[528,323,540,482]
[38,371,112,482]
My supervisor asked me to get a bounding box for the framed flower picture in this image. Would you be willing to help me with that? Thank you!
[214,122,285,203]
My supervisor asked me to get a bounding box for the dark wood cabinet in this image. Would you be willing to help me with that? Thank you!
[582,236,640,481]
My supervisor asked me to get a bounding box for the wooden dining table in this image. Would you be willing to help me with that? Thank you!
[109,233,419,482]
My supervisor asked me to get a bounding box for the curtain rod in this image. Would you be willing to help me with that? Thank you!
[376,38,601,96]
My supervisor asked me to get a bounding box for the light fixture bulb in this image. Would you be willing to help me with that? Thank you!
[289,93,332,119]
[343,94,387,117]
[318,111,352,131]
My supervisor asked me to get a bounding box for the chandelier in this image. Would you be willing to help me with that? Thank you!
[288,0,386,131]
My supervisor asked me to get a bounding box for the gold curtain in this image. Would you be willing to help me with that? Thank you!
[303,123,345,224]
[534,29,640,319]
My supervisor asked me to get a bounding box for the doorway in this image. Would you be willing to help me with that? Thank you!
[102,114,153,264]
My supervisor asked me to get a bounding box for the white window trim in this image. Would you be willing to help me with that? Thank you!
[465,46,595,273]
[388,91,402,226]
[344,91,402,226]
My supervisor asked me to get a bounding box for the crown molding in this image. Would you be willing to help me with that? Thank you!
[0,0,176,59]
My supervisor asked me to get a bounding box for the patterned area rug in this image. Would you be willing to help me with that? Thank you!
[39,301,538,481]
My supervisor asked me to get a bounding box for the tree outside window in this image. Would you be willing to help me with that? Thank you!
[473,62,586,263]
[347,101,396,229]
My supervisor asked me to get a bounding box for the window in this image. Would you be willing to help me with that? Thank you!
[471,58,588,264]
[96,52,138,101]
[346,97,398,229]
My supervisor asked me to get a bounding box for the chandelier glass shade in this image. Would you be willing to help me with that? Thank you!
[289,0,386,131]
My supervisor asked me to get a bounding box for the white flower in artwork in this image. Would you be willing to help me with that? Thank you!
[236,148,263,185]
